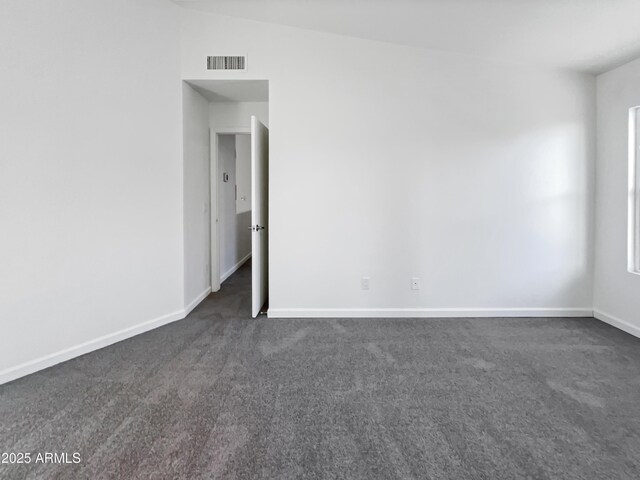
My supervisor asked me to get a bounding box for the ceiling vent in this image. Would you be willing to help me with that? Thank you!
[206,55,247,71]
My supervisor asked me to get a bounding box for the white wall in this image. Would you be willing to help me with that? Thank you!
[183,82,211,306]
[182,11,596,317]
[236,134,252,215]
[593,57,640,335]
[210,102,269,130]
[0,0,183,382]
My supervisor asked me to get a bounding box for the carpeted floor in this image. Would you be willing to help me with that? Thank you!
[2,262,640,479]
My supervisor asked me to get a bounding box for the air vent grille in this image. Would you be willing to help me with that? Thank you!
[207,55,247,71]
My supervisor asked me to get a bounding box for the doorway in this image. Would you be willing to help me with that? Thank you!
[211,118,269,317]
[182,80,269,318]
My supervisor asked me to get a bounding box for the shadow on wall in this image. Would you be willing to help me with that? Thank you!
[221,208,252,281]
[237,210,252,263]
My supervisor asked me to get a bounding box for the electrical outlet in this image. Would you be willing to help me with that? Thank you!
[361,277,370,290]
[411,277,420,290]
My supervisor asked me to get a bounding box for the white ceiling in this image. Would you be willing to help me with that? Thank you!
[174,0,640,73]
[185,79,269,102]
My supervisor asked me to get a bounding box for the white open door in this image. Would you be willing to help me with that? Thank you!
[250,116,269,317]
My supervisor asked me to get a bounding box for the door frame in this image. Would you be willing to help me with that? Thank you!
[210,127,251,292]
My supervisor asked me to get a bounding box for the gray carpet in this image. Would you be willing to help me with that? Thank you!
[2,263,640,479]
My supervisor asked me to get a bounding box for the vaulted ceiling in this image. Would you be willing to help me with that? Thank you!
[174,0,640,73]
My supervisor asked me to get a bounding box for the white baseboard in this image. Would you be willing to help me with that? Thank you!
[0,300,599,385]
[593,309,640,339]
[0,287,213,386]
[184,286,212,316]
[267,307,593,318]
[221,253,251,284]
